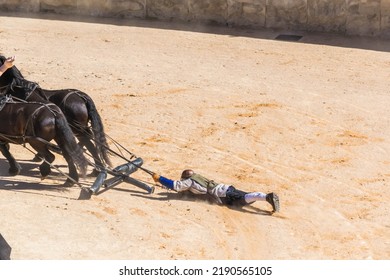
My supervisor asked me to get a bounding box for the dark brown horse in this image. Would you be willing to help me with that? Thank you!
[0,55,111,174]
[0,96,88,186]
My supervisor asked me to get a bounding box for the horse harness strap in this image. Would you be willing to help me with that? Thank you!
[23,103,60,142]
[0,96,12,112]
[0,131,60,152]
[0,84,10,94]
[24,82,39,100]
[24,104,46,140]
[32,87,49,101]
[60,90,84,108]
[9,78,40,100]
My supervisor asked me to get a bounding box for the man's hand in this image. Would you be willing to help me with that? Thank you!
[4,56,15,69]
[152,173,160,183]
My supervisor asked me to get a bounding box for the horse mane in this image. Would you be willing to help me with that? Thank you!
[10,78,39,92]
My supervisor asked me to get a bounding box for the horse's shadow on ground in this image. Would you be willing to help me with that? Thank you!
[0,158,69,176]
[0,158,71,194]
[1,158,38,176]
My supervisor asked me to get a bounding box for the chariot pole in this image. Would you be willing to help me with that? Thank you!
[79,157,155,200]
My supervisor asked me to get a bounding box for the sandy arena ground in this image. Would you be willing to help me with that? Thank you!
[1,12,390,260]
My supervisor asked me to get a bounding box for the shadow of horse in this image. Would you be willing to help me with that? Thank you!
[0,158,73,193]
[0,158,40,177]
[0,179,65,192]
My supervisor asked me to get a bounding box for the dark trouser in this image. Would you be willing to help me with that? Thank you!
[222,186,248,206]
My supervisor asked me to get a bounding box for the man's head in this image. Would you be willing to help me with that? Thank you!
[0,55,6,66]
[181,169,194,180]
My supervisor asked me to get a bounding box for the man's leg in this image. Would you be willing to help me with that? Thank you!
[225,186,248,205]
[243,192,280,212]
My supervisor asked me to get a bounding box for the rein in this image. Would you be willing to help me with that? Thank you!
[0,131,61,153]
[0,78,40,101]
[0,84,9,91]
[24,82,39,100]
[0,95,12,111]
[60,90,83,108]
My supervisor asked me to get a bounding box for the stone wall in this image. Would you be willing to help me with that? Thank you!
[0,0,389,38]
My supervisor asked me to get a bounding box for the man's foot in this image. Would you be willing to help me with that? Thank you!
[266,193,280,212]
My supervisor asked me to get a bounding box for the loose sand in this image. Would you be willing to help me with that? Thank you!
[1,12,390,260]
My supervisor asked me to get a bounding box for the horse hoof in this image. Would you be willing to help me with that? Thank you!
[8,168,21,176]
[32,155,42,162]
[39,167,51,177]
[62,181,74,188]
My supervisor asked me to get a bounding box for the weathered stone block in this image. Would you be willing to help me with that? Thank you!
[1,0,389,38]
[228,0,266,27]
[382,0,390,14]
[382,15,390,37]
[346,0,381,36]
[188,0,228,24]
[307,0,346,33]
[109,0,146,18]
[0,0,39,12]
[40,0,77,14]
[381,0,390,37]
[266,0,307,30]
[77,0,111,16]
[147,0,189,21]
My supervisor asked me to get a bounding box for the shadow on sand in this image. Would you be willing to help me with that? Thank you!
[0,158,79,199]
[1,11,389,53]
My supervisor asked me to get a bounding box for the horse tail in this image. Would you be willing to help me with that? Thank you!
[54,110,88,177]
[83,93,112,167]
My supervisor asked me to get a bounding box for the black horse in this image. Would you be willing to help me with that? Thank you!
[0,55,111,174]
[0,96,88,187]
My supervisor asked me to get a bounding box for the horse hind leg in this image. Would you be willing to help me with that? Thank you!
[78,134,103,177]
[0,143,22,175]
[32,153,43,162]
[61,153,80,187]
[32,141,61,163]
[28,141,55,179]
